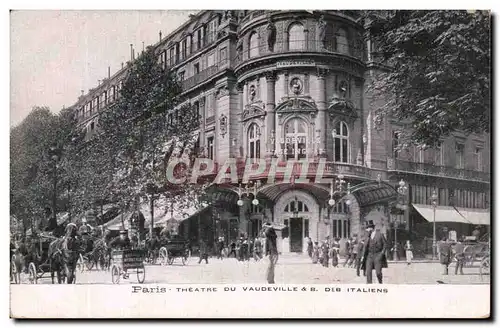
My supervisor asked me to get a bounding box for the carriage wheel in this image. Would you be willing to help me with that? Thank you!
[480,257,490,280]
[159,247,168,266]
[136,266,146,284]
[11,255,18,284]
[28,262,37,284]
[111,265,121,284]
[77,254,85,273]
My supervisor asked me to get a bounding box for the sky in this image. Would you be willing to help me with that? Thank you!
[10,10,198,127]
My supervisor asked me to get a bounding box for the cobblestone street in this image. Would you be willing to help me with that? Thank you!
[17,254,490,285]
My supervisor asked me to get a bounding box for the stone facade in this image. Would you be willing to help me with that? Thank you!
[70,10,490,253]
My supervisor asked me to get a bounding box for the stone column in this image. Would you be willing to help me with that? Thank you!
[237,85,244,158]
[316,68,328,157]
[199,96,206,153]
[265,72,276,158]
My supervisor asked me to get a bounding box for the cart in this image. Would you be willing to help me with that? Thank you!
[158,236,190,266]
[479,253,490,280]
[26,236,65,284]
[110,249,146,284]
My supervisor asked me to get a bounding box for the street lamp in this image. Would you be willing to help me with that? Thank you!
[430,190,438,260]
[48,146,60,230]
[325,175,351,239]
[237,181,261,238]
[395,179,408,261]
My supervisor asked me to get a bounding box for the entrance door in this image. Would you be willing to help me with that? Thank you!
[289,217,303,252]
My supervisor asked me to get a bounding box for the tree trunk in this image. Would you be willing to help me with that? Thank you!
[150,196,154,237]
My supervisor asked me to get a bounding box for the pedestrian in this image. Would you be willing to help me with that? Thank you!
[312,242,319,264]
[355,238,365,277]
[361,221,388,284]
[321,241,330,267]
[253,237,263,261]
[307,237,313,258]
[453,238,465,275]
[228,241,237,258]
[198,240,209,264]
[331,238,339,267]
[438,236,452,275]
[263,221,278,284]
[216,237,225,260]
[404,240,414,265]
[343,238,352,267]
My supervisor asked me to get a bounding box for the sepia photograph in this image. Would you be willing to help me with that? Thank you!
[8,6,491,318]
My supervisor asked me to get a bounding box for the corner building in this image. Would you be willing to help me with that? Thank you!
[72,10,490,255]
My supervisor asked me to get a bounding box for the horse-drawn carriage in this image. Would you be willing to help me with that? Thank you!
[158,235,191,266]
[76,236,110,272]
[110,248,146,284]
[23,235,65,284]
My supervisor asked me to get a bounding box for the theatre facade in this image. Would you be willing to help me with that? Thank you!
[72,10,490,254]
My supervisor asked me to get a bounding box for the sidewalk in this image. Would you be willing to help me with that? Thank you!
[278,252,440,264]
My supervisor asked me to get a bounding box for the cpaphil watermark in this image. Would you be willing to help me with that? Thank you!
[165,157,338,185]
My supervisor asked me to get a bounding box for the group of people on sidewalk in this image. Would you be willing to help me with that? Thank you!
[305,221,388,284]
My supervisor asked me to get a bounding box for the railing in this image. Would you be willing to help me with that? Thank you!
[233,38,365,67]
[201,159,372,179]
[181,60,231,91]
[166,35,217,68]
[388,159,490,182]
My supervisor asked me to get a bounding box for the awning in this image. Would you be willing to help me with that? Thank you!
[455,208,490,226]
[154,202,209,228]
[103,211,137,230]
[413,204,470,224]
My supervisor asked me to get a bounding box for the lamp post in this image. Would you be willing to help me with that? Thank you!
[48,146,60,229]
[326,175,352,240]
[237,181,261,238]
[395,179,408,261]
[430,190,438,260]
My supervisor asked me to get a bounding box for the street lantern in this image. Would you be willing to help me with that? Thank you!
[393,179,408,261]
[430,190,438,260]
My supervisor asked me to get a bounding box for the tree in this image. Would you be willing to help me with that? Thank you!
[10,106,78,231]
[365,10,491,147]
[96,45,201,234]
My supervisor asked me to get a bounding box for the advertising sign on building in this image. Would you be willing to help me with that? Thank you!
[276,60,315,68]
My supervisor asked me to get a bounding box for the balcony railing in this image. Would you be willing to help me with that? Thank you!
[201,159,372,180]
[181,60,231,91]
[234,38,365,67]
[387,159,490,182]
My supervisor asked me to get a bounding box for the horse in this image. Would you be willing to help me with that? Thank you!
[47,224,82,284]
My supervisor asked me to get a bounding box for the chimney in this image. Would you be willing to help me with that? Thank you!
[81,90,84,96]
[159,31,162,42]
[142,41,145,53]
[132,48,135,60]
[98,79,101,86]
[108,66,111,79]
[121,62,124,69]
[130,44,134,61]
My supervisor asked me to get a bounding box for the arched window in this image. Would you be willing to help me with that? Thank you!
[284,118,308,160]
[331,200,351,239]
[284,200,309,212]
[248,123,261,159]
[288,23,305,50]
[333,121,349,163]
[336,28,349,54]
[249,32,259,58]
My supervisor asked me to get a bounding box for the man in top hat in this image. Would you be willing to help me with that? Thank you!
[262,220,278,284]
[109,230,131,250]
[361,221,388,284]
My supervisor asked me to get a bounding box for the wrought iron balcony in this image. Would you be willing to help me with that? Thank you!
[181,60,230,91]
[387,159,490,183]
[233,38,365,67]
